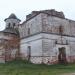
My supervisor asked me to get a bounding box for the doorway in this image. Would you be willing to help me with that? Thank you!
[58,47,66,64]
[27,46,31,61]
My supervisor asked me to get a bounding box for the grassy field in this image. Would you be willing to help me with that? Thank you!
[0,60,75,75]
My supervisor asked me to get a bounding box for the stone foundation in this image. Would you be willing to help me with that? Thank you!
[30,56,58,64]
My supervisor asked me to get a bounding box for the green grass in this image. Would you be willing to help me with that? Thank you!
[0,60,75,75]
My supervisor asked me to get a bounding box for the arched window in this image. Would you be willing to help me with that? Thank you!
[13,23,15,28]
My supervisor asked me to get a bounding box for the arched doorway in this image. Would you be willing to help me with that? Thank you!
[58,47,66,64]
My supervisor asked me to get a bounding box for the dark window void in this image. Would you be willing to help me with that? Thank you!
[8,23,10,27]
[27,46,31,61]
[59,25,63,35]
[13,23,15,28]
[28,28,30,35]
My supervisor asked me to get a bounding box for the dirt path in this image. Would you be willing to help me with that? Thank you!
[61,73,75,75]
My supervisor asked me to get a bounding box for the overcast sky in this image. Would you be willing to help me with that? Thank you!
[0,0,75,31]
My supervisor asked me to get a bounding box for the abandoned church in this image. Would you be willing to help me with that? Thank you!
[0,9,75,64]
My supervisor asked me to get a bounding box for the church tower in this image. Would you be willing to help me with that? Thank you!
[2,14,21,62]
[4,13,21,29]
[4,13,21,37]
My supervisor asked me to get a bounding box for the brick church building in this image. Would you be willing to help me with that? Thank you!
[0,9,75,64]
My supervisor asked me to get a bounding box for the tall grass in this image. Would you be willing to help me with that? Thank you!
[0,60,75,75]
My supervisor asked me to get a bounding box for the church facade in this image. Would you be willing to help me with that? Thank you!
[0,9,75,64]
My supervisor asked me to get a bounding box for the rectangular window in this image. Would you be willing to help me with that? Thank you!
[28,28,30,35]
[59,25,63,34]
[13,23,15,28]
[8,23,10,28]
[27,46,31,61]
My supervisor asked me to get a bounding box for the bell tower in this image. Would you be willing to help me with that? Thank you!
[4,13,21,29]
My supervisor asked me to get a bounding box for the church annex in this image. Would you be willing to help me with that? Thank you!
[0,9,75,64]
